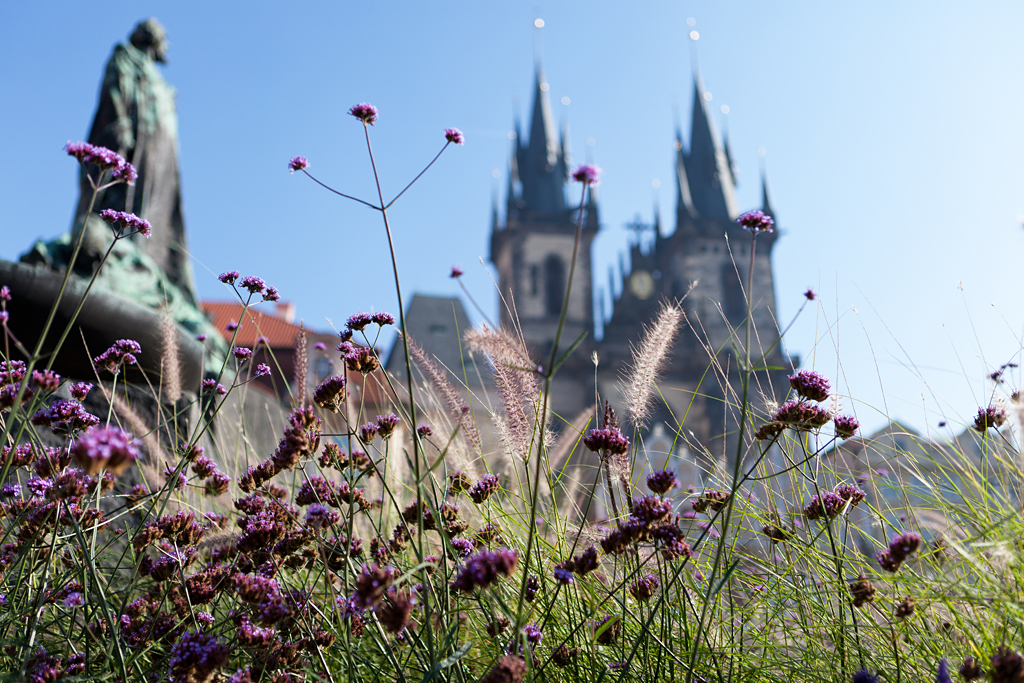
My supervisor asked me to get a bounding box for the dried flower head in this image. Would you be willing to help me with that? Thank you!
[469,474,499,504]
[583,427,629,455]
[450,264,463,278]
[629,574,660,602]
[313,375,347,412]
[973,404,1008,432]
[848,575,876,607]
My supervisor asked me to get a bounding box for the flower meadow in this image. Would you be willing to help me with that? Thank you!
[1,107,1023,683]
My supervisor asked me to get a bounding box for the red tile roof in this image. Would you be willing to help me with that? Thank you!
[202,301,313,348]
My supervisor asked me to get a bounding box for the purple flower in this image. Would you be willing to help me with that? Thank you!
[0,286,11,301]
[263,286,280,302]
[444,128,464,145]
[31,369,60,391]
[851,668,878,683]
[973,404,1008,432]
[218,271,240,284]
[359,423,379,443]
[804,288,816,301]
[288,156,309,173]
[647,469,678,495]
[345,346,380,374]
[305,503,340,530]
[691,489,729,514]
[254,363,271,377]
[70,425,141,476]
[351,563,393,608]
[69,382,93,401]
[232,347,252,361]
[62,592,84,608]
[93,339,141,374]
[524,574,539,601]
[583,427,629,455]
[469,474,499,504]
[30,399,100,436]
[376,413,400,439]
[349,103,379,125]
[876,531,922,573]
[452,548,518,593]
[736,209,775,233]
[834,415,859,439]
[936,659,952,683]
[65,141,137,184]
[313,341,327,351]
[572,164,602,186]
[239,276,266,295]
[225,322,238,332]
[196,333,207,342]
[522,623,542,645]
[347,312,373,331]
[376,588,415,633]
[788,370,830,402]
[99,209,152,238]
[416,424,433,437]
[313,375,347,412]
[553,564,574,585]
[450,537,475,559]
[370,311,395,326]
[450,264,463,278]
[628,574,660,602]
[168,631,229,683]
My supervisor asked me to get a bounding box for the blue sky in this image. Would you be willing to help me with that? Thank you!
[2,2,1023,437]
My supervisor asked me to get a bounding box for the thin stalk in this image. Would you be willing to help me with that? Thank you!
[514,181,590,630]
[360,122,434,668]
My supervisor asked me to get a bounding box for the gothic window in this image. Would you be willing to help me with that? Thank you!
[545,254,565,316]
[721,263,747,320]
[530,264,540,296]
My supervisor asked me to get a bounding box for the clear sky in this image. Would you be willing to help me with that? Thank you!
[2,2,1023,438]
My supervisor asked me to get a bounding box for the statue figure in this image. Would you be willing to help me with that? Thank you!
[62,18,194,302]
[20,18,224,371]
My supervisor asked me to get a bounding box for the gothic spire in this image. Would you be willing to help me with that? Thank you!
[515,64,567,213]
[674,127,698,221]
[760,167,777,222]
[685,73,738,220]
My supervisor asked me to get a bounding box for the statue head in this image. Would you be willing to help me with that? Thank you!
[129,18,169,63]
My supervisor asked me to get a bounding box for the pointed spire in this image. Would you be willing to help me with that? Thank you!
[685,73,738,220]
[674,128,698,221]
[560,118,572,179]
[760,167,777,222]
[723,130,739,188]
[653,198,662,237]
[515,64,567,213]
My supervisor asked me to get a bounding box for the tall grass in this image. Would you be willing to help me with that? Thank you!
[0,118,1020,683]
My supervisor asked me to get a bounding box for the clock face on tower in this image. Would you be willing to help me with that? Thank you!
[629,270,655,300]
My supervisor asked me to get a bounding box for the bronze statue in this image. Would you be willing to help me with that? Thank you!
[67,17,196,303]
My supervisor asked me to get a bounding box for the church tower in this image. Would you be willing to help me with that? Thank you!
[490,63,599,394]
[599,69,790,463]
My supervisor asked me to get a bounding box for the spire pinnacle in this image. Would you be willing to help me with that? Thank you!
[514,60,567,213]
[684,72,738,220]
[760,166,777,222]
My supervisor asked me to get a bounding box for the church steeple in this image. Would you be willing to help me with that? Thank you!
[675,127,698,221]
[515,65,567,214]
[681,73,738,220]
[760,168,777,222]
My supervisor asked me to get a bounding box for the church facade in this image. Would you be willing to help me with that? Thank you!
[489,63,793,470]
